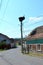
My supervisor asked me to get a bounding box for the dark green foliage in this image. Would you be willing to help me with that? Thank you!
[0,40,11,50]
[0,42,6,49]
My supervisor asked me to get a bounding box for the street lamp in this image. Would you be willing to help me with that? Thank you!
[19,16,25,53]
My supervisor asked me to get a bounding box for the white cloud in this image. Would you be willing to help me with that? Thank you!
[29,16,43,23]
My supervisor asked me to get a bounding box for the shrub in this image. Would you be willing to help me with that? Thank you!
[0,42,6,49]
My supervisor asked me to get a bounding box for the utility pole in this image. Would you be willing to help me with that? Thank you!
[19,16,25,53]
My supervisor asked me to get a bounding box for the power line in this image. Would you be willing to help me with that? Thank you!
[23,30,32,32]
[29,20,43,26]
[20,21,43,33]
[2,0,10,18]
[0,0,2,9]
[0,18,13,27]
[36,15,43,18]
[23,21,43,33]
[24,15,43,26]
[24,15,43,24]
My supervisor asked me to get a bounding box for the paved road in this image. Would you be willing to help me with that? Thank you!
[0,46,43,65]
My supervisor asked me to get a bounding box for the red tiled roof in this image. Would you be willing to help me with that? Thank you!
[27,26,43,40]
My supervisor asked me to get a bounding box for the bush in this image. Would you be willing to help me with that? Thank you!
[0,42,6,49]
[6,44,11,49]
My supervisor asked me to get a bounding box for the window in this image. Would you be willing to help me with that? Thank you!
[29,45,32,50]
[37,44,41,51]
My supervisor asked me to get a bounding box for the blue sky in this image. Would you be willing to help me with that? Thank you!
[0,0,43,38]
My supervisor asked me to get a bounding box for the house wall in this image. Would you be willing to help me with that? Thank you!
[0,34,17,49]
[41,45,43,51]
[32,44,36,51]
[0,35,11,44]
[27,44,43,52]
[11,43,14,48]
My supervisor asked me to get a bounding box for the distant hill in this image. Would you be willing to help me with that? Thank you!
[27,26,43,40]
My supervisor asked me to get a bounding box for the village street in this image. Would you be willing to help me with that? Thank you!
[0,46,43,65]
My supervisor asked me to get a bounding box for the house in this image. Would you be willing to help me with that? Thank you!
[26,26,43,53]
[0,33,11,44]
[0,33,17,49]
[10,38,17,48]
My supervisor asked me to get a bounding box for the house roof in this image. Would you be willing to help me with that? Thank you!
[26,26,43,44]
[0,33,10,39]
[27,26,43,40]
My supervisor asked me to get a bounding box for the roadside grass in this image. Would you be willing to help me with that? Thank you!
[0,49,4,51]
[26,52,43,58]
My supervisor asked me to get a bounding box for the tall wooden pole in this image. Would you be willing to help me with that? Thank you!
[19,16,25,53]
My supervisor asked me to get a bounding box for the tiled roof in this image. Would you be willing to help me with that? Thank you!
[27,26,43,40]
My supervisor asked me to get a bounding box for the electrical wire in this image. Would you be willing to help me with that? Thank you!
[0,0,2,9]
[2,0,10,18]
[24,15,43,26]
[0,0,11,26]
[23,15,43,33]
[0,18,13,27]
[24,15,43,24]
